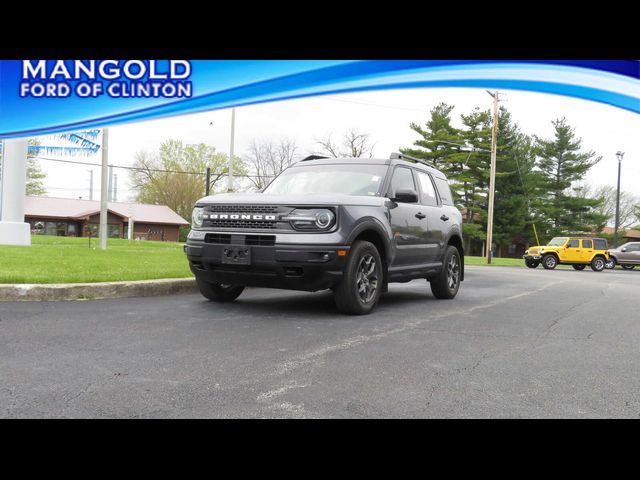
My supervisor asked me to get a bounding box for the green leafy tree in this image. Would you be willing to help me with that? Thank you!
[26,139,46,195]
[129,139,247,221]
[535,117,604,236]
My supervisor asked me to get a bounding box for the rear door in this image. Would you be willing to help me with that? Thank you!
[581,239,594,263]
[414,169,444,263]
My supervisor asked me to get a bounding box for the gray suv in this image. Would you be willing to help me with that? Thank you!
[607,242,640,270]
[184,153,464,315]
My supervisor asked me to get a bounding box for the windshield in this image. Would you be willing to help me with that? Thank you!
[263,164,388,196]
[547,237,568,246]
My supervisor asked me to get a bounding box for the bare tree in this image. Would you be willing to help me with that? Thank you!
[574,183,639,229]
[245,138,298,190]
[314,128,376,158]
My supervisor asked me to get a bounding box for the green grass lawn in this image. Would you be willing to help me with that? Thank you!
[0,235,193,284]
[464,256,524,267]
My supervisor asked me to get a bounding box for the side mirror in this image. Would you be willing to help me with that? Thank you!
[392,188,419,203]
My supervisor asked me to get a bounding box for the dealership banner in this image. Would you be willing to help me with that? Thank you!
[0,60,638,138]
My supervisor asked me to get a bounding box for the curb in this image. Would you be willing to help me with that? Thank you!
[0,278,197,302]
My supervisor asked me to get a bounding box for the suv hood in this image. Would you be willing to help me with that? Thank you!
[196,192,388,207]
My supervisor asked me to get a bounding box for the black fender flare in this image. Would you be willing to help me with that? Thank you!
[346,218,393,263]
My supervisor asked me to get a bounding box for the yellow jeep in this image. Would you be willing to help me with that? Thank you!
[523,237,610,272]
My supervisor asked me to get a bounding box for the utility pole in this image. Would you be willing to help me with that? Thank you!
[485,90,501,264]
[88,170,94,201]
[99,128,109,250]
[206,166,211,196]
[227,108,235,192]
[614,151,624,247]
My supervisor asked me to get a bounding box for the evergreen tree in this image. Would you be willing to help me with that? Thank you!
[535,118,604,236]
[401,102,462,171]
[493,108,542,248]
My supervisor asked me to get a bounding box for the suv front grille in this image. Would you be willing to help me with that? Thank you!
[203,205,282,230]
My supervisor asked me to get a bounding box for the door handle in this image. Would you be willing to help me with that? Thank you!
[415,213,426,220]
[440,215,449,221]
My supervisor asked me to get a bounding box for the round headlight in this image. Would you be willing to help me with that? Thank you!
[192,207,204,228]
[316,211,334,229]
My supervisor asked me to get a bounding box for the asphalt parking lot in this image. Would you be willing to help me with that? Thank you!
[1,266,639,418]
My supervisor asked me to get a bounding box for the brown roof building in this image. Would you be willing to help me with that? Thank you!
[24,196,189,242]
[601,227,640,241]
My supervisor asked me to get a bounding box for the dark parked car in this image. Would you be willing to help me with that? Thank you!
[184,153,464,315]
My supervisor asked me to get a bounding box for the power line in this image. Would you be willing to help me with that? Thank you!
[33,156,274,179]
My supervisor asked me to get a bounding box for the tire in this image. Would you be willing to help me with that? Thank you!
[572,265,586,271]
[333,240,383,315]
[542,254,558,270]
[591,256,605,272]
[525,259,539,269]
[196,277,245,302]
[430,245,462,300]
[621,265,636,270]
[604,258,616,269]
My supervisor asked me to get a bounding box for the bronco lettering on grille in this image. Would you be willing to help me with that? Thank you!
[209,213,277,221]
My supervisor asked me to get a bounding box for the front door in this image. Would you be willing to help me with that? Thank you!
[386,166,427,268]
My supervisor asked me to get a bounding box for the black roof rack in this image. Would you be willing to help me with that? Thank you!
[389,152,436,169]
[301,155,330,162]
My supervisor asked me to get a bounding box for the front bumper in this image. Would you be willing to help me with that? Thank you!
[185,239,350,292]
[523,254,542,261]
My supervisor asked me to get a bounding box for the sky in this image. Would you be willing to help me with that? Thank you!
[35,87,640,203]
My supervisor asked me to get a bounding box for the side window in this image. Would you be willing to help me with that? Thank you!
[567,239,579,248]
[582,239,593,249]
[389,167,416,196]
[594,239,608,250]
[628,243,640,252]
[433,176,454,206]
[415,170,438,207]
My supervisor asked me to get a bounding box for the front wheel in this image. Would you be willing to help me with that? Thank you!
[542,254,558,270]
[525,259,539,269]
[591,256,605,272]
[604,258,616,269]
[430,245,462,299]
[621,265,636,270]
[196,278,245,302]
[333,240,383,315]
[572,265,586,271]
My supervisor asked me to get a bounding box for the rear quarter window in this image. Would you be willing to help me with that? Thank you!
[594,239,608,250]
[433,176,454,206]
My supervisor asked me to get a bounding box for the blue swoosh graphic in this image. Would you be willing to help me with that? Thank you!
[0,60,637,138]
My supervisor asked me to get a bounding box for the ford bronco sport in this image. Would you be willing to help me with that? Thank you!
[523,237,609,271]
[184,153,464,315]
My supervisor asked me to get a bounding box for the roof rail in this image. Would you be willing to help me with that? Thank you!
[301,155,330,162]
[389,152,435,169]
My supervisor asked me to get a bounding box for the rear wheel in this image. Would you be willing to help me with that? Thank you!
[542,254,558,270]
[572,265,586,271]
[333,240,383,315]
[430,245,462,299]
[621,265,636,270]
[591,256,605,272]
[525,259,539,269]
[196,278,245,302]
